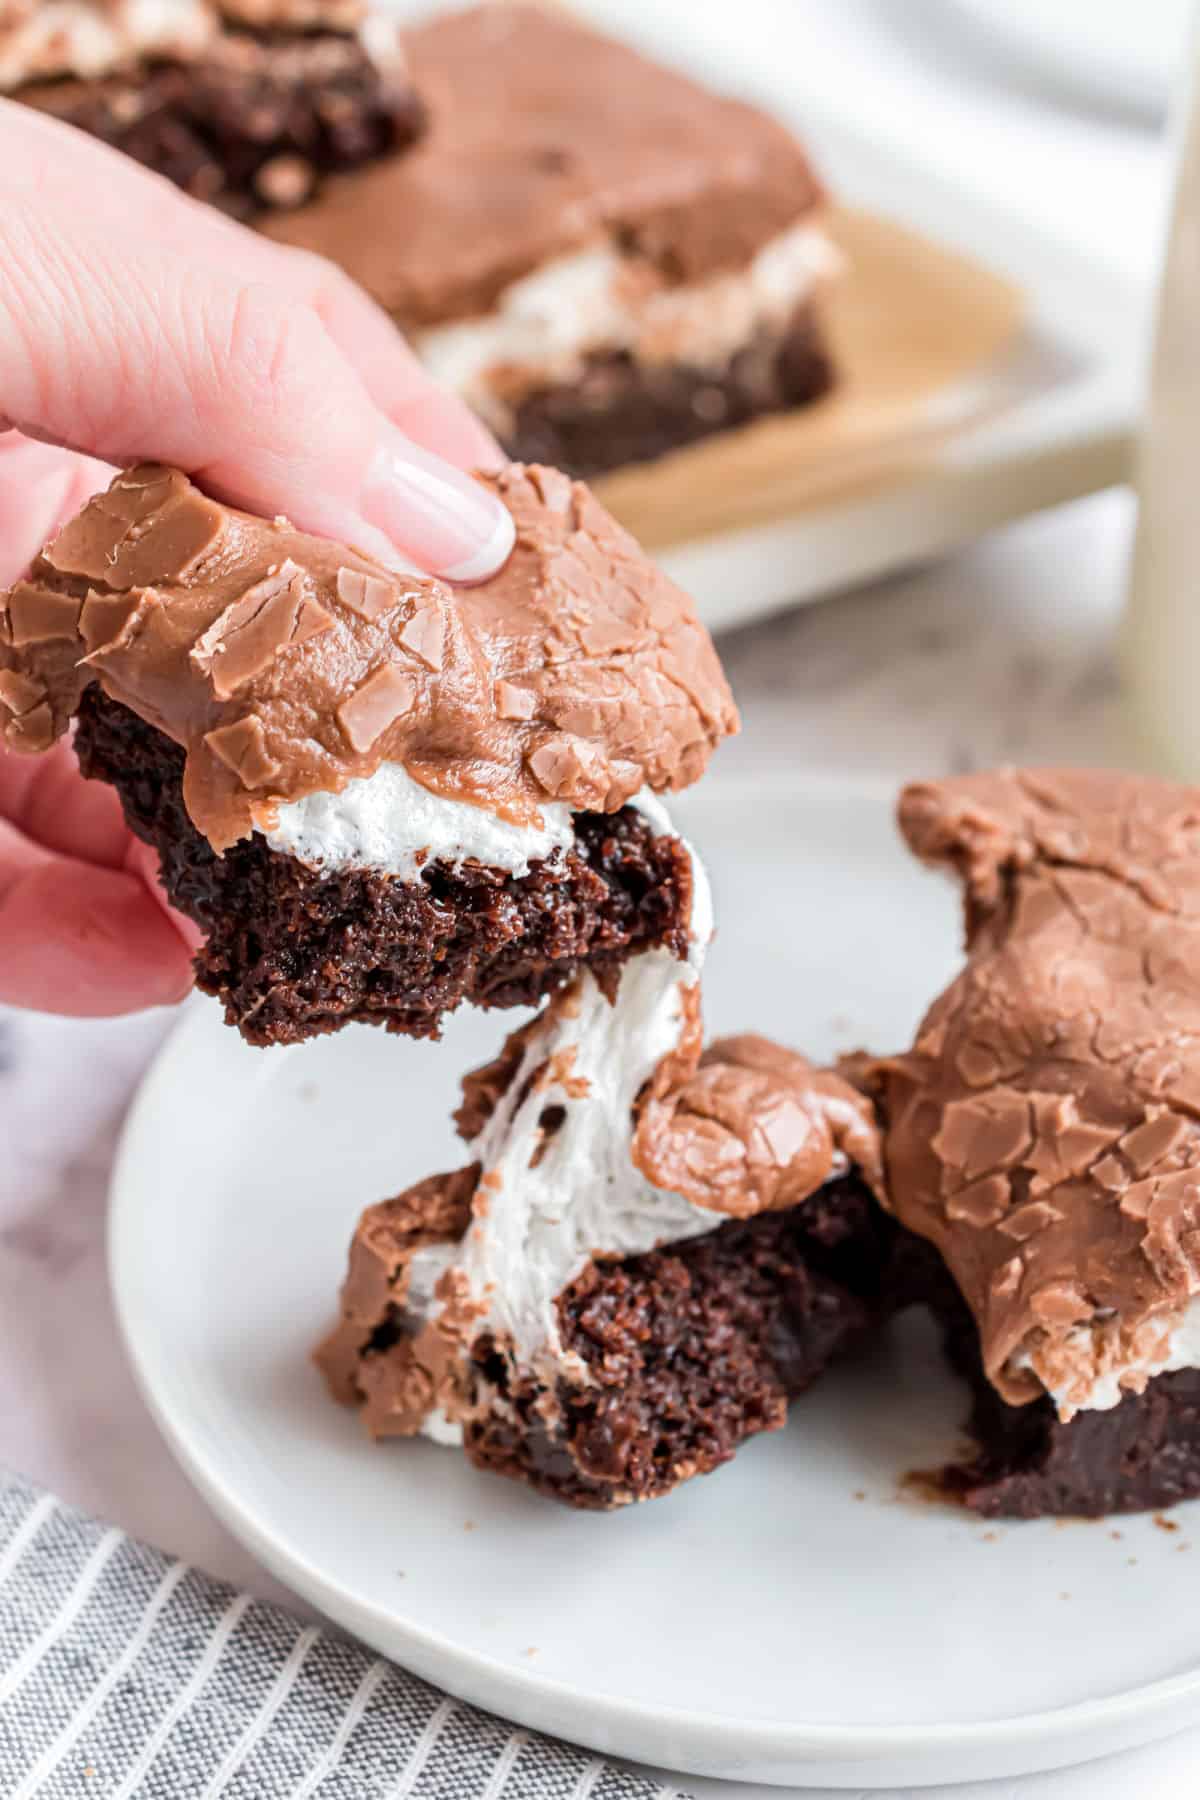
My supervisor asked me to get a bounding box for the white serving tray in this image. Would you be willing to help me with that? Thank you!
[654,116,1140,631]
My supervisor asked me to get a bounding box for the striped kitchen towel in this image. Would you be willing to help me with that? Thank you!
[0,1473,689,1799]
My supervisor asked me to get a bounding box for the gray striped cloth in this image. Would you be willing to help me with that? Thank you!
[0,1473,689,1799]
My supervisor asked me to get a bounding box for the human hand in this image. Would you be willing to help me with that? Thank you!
[0,103,513,1016]
[0,100,511,576]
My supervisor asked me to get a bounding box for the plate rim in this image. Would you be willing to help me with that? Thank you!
[107,774,1200,1786]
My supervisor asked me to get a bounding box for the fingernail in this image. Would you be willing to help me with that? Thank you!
[362,434,515,583]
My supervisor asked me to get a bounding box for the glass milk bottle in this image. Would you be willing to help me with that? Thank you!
[1126,34,1200,777]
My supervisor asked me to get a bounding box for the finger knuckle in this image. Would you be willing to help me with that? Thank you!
[224,284,301,399]
[199,282,331,441]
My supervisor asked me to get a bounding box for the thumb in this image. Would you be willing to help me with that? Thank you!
[0,202,513,581]
[0,437,113,586]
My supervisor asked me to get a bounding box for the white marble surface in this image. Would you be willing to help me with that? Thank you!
[9,488,1200,1799]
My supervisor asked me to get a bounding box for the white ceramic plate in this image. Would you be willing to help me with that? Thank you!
[109,776,1200,1789]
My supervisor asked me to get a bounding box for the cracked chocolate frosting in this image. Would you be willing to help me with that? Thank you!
[879,768,1200,1415]
[633,1034,884,1220]
[0,462,736,852]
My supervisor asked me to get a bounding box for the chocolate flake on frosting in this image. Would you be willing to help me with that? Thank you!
[494,680,535,722]
[397,604,445,672]
[336,664,417,754]
[632,1035,883,1219]
[335,566,394,620]
[0,462,737,851]
[191,560,333,700]
[5,585,83,647]
[79,588,158,662]
[0,668,45,717]
[204,714,280,788]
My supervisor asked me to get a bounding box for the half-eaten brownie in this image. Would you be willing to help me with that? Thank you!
[0,461,736,1045]
[317,995,893,1508]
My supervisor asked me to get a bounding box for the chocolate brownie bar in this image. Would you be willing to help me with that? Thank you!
[266,4,839,476]
[878,767,1200,1518]
[7,0,422,217]
[934,1290,1200,1519]
[0,462,736,1045]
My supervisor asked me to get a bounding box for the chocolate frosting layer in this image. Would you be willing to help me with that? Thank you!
[0,462,736,851]
[880,768,1200,1412]
[316,1032,883,1436]
[265,2,825,328]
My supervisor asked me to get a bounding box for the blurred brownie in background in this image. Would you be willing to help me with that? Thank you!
[5,0,423,217]
[266,3,840,476]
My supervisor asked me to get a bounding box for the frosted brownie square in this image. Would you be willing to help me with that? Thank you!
[266,3,839,475]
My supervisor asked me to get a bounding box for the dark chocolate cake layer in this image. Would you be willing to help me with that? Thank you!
[859,1234,1200,1522]
[504,308,834,480]
[75,689,693,1047]
[935,1300,1200,1519]
[466,1173,897,1509]
[22,27,423,218]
